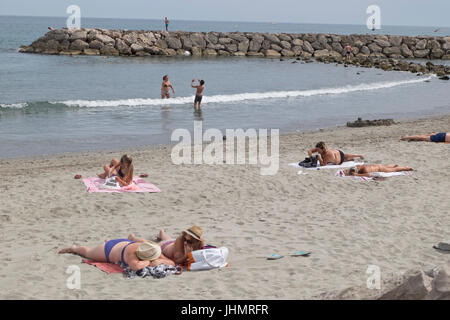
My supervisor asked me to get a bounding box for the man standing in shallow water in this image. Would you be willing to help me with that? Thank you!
[191,79,205,109]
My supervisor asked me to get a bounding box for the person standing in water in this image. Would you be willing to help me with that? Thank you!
[165,17,169,31]
[191,79,205,109]
[344,43,352,60]
[161,75,175,99]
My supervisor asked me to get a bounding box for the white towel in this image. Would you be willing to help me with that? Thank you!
[289,161,364,170]
[335,169,413,181]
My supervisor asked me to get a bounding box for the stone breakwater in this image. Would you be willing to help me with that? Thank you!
[20,28,450,76]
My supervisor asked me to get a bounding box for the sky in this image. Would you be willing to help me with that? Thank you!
[1,0,449,27]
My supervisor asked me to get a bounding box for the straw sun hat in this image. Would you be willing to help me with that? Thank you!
[136,241,161,261]
[183,225,203,241]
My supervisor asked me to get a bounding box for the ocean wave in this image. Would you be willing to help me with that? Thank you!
[57,76,435,107]
[0,75,434,110]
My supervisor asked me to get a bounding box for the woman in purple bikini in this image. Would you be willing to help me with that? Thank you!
[128,225,205,266]
[58,238,174,270]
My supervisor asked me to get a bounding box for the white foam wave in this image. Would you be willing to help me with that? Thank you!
[1,75,433,109]
[0,102,28,109]
[58,76,434,108]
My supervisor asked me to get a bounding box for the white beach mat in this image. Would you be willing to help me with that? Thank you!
[335,169,413,181]
[289,161,364,175]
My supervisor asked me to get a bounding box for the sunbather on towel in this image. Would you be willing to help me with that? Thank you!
[97,154,134,186]
[401,132,449,143]
[59,238,174,271]
[343,164,413,177]
[307,142,364,166]
[128,225,204,266]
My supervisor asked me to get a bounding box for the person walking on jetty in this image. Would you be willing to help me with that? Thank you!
[191,79,205,109]
[165,17,169,31]
[161,75,175,99]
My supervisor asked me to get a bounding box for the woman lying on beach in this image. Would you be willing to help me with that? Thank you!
[343,164,413,177]
[128,225,204,266]
[307,141,364,166]
[97,154,134,186]
[401,132,449,143]
[59,238,174,271]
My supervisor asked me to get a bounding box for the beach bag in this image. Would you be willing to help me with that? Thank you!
[299,156,318,168]
[186,247,229,271]
[101,176,121,190]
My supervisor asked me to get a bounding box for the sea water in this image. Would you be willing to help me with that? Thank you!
[0,16,449,158]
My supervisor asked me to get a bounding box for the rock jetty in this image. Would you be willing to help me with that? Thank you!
[20,28,450,76]
[347,118,396,127]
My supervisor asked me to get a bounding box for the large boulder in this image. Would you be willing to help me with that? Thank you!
[181,36,193,49]
[238,40,249,52]
[115,39,131,55]
[89,40,103,50]
[368,42,382,53]
[248,40,262,52]
[401,44,414,58]
[263,33,281,45]
[313,49,330,59]
[203,48,218,56]
[280,49,295,57]
[70,30,87,41]
[166,37,182,49]
[264,49,281,58]
[69,39,89,51]
[224,43,238,52]
[430,48,444,59]
[280,40,291,50]
[100,44,119,56]
[190,33,206,49]
[292,39,303,47]
[130,43,144,54]
[389,36,403,47]
[270,43,282,52]
[302,41,314,54]
[383,46,401,56]
[95,34,115,45]
[360,46,370,55]
[374,39,391,48]
[415,39,428,50]
[414,49,430,58]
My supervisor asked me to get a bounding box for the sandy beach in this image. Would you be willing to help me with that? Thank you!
[0,114,449,300]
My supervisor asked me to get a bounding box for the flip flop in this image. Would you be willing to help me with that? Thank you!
[291,251,311,257]
[140,173,148,178]
[74,174,82,179]
[267,254,284,260]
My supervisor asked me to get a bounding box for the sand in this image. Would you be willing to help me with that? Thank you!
[0,114,449,300]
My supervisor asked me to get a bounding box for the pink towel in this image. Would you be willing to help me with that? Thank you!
[82,176,161,193]
[82,259,124,274]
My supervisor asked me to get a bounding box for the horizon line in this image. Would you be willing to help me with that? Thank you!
[1,14,449,29]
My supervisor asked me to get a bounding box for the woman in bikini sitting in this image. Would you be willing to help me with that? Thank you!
[128,225,204,266]
[58,238,174,271]
[161,75,175,99]
[401,132,449,143]
[97,154,134,186]
[308,141,364,166]
[343,164,413,177]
